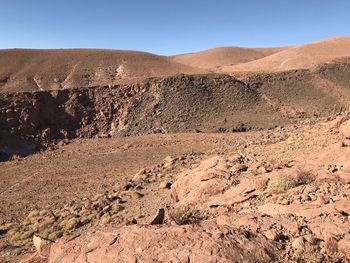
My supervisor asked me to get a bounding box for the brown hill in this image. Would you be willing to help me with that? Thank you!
[0,49,204,92]
[1,37,350,93]
[171,46,288,70]
[220,37,350,73]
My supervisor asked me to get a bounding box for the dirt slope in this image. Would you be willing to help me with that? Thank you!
[3,59,350,161]
[3,116,350,262]
[171,46,288,70]
[220,37,350,72]
[0,49,204,92]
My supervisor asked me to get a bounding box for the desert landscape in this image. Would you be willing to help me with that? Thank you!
[1,36,350,262]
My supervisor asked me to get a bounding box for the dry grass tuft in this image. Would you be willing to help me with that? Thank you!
[268,169,316,194]
[296,169,316,185]
[267,175,298,194]
[169,205,207,225]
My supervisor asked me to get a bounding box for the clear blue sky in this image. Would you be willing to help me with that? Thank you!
[1,0,349,55]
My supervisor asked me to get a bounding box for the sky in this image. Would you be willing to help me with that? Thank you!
[0,0,349,55]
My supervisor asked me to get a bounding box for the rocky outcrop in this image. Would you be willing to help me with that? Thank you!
[170,137,350,261]
[48,224,279,263]
[9,117,350,262]
[170,154,263,207]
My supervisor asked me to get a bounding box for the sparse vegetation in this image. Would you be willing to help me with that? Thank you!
[0,191,128,259]
[100,214,112,225]
[296,242,324,263]
[62,218,80,231]
[169,205,207,225]
[48,230,63,240]
[296,169,316,185]
[268,169,316,194]
[267,175,298,194]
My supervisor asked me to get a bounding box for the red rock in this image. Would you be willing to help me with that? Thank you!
[340,120,350,138]
[338,235,350,259]
[170,155,260,207]
[170,156,233,204]
[48,224,279,263]
[163,156,176,168]
[132,168,148,183]
[327,115,348,129]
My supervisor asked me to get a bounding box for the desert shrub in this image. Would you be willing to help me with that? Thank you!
[296,242,324,263]
[267,175,298,194]
[48,230,63,240]
[296,169,316,185]
[59,218,80,231]
[100,213,113,225]
[169,205,207,225]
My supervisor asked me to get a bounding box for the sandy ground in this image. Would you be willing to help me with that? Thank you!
[0,132,258,223]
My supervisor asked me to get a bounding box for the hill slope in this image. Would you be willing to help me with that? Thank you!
[221,37,350,72]
[1,37,350,93]
[171,46,288,70]
[0,49,204,92]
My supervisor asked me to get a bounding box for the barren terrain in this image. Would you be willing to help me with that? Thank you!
[1,37,350,262]
[171,46,288,69]
[2,37,350,93]
[220,37,350,73]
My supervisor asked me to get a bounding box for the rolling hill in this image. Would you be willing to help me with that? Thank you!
[220,36,350,72]
[0,49,204,92]
[1,37,350,93]
[170,46,288,70]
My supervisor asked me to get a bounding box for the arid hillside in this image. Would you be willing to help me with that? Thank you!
[171,46,288,70]
[221,37,350,72]
[3,59,350,161]
[1,37,350,93]
[1,36,350,263]
[2,114,350,263]
[0,49,204,92]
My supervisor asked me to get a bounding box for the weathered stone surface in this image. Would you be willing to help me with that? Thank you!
[291,236,306,251]
[338,235,350,259]
[327,115,348,129]
[170,155,259,206]
[48,224,279,263]
[340,120,350,138]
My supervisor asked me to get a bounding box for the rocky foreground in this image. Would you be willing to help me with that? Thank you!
[0,116,346,262]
